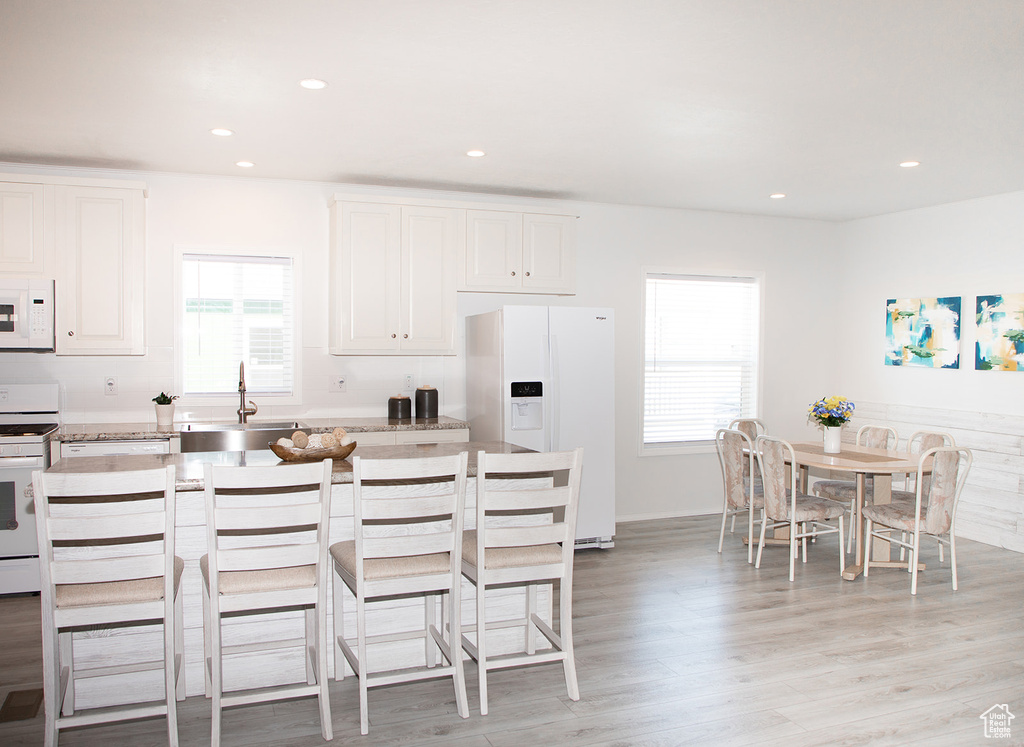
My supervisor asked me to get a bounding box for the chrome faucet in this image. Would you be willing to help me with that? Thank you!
[237,361,258,424]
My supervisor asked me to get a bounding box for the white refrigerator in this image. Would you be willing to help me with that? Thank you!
[466,306,615,547]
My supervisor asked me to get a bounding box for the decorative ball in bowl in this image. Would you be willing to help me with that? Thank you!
[269,428,356,462]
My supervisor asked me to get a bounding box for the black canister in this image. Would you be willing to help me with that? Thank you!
[415,385,438,419]
[388,395,411,420]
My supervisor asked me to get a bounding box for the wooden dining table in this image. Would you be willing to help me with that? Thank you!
[788,441,925,580]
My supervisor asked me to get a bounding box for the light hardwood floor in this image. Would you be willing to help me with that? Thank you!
[2,515,1022,746]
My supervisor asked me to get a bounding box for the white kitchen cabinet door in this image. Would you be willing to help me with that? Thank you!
[55,185,145,355]
[522,213,576,294]
[400,207,458,352]
[330,201,458,355]
[460,210,521,291]
[331,202,402,353]
[396,428,469,444]
[460,209,576,295]
[349,431,397,446]
[0,182,47,276]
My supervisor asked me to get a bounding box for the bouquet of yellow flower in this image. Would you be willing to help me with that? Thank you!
[808,396,854,427]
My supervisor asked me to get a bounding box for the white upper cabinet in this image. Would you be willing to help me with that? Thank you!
[459,210,576,295]
[55,185,146,355]
[330,200,459,355]
[461,210,522,291]
[521,213,576,293]
[0,181,48,276]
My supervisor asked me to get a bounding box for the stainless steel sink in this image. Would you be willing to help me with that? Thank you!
[179,421,306,453]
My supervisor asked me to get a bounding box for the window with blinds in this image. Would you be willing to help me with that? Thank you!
[181,253,295,396]
[643,272,760,446]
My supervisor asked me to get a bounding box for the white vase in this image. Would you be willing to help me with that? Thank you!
[155,403,175,428]
[823,426,842,454]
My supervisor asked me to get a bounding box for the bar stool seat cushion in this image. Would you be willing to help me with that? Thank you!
[200,554,315,594]
[330,540,450,580]
[461,530,562,569]
[56,556,185,608]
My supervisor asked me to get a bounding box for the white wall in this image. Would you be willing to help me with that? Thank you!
[1,163,840,523]
[576,203,840,520]
[837,190,1024,416]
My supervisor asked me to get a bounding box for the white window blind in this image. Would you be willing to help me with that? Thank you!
[182,253,295,396]
[643,273,760,445]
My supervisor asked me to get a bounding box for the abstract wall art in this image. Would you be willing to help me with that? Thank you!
[976,293,1024,371]
[885,296,961,368]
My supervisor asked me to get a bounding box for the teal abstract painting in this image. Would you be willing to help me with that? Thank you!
[885,297,961,368]
[976,293,1024,371]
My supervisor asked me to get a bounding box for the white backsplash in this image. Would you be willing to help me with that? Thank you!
[0,346,460,425]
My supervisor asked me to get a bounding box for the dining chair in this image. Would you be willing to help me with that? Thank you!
[461,447,584,716]
[32,466,183,747]
[715,428,764,563]
[813,424,898,553]
[889,430,956,502]
[863,446,972,595]
[202,460,334,746]
[754,436,845,581]
[727,418,767,496]
[728,417,768,442]
[331,452,469,735]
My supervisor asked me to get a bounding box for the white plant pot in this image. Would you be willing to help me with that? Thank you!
[823,426,842,454]
[155,403,175,428]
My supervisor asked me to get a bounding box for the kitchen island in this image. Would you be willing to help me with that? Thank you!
[52,416,470,454]
[42,441,549,708]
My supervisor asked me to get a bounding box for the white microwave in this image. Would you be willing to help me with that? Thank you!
[0,278,55,351]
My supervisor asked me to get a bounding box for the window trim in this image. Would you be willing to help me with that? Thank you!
[637,267,765,457]
[173,244,303,409]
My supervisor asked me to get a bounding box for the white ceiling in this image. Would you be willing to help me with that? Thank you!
[2,0,1022,221]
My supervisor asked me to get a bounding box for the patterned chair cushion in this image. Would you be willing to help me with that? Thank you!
[742,477,766,507]
[785,495,847,523]
[813,478,874,503]
[862,502,923,533]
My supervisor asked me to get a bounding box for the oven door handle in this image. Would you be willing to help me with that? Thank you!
[0,457,45,469]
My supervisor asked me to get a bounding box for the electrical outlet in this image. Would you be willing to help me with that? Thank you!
[333,376,347,393]
[403,374,413,390]
[104,376,117,396]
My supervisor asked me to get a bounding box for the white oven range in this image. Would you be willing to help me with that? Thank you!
[0,382,58,594]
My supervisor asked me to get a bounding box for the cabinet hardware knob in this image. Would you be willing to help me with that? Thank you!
[403,333,408,339]
[525,271,531,277]
[391,333,397,339]
[68,331,74,337]
[511,271,516,276]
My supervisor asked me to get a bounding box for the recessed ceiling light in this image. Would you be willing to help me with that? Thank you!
[899,161,920,168]
[210,128,234,137]
[769,193,786,199]
[466,150,486,158]
[300,78,328,90]
[236,161,255,168]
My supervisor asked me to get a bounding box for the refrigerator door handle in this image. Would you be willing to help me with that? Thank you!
[548,333,558,452]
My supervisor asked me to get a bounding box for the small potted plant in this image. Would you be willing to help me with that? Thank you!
[153,392,178,428]
[808,395,855,454]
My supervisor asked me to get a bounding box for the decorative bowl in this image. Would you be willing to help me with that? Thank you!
[268,440,356,463]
